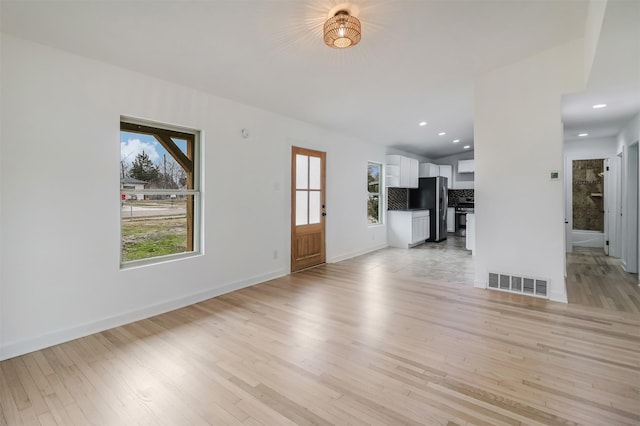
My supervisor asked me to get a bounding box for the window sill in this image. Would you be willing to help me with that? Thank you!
[120,251,202,270]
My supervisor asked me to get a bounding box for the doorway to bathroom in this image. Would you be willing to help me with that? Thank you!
[571,159,607,253]
[565,154,618,257]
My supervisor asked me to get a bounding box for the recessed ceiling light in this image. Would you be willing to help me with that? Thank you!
[419,121,427,126]
[453,139,460,143]
[438,132,446,136]
[578,133,589,137]
[463,145,471,149]
[592,104,607,109]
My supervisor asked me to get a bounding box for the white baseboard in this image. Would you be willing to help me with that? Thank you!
[474,280,486,289]
[0,269,288,361]
[327,243,388,263]
[549,290,568,303]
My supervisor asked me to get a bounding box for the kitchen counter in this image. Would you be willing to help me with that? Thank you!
[388,210,430,248]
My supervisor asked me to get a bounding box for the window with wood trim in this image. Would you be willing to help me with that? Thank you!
[120,119,200,266]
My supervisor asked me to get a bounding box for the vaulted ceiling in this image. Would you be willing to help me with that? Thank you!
[1,1,637,158]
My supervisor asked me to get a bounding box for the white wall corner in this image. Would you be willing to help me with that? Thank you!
[474,39,584,312]
[550,283,569,304]
[583,0,608,84]
[473,280,487,289]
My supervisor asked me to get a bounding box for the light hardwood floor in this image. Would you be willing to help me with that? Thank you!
[1,240,639,425]
[566,247,640,313]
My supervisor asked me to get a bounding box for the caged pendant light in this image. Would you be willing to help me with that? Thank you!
[323,10,361,49]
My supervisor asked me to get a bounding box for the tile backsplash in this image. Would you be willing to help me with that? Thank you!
[387,188,409,210]
[390,187,474,209]
[448,189,474,206]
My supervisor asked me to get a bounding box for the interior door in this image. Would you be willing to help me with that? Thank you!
[291,147,326,272]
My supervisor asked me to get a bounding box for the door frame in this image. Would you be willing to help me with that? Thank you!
[564,153,618,254]
[290,146,326,272]
[623,142,639,273]
[613,151,623,258]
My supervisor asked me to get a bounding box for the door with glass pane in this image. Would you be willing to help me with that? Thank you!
[291,147,326,272]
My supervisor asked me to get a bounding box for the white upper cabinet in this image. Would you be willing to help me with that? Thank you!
[419,163,439,178]
[386,155,418,188]
[438,165,452,188]
[419,163,452,188]
[404,156,419,188]
[458,159,475,173]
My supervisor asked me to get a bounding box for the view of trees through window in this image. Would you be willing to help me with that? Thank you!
[120,120,199,264]
[368,162,382,224]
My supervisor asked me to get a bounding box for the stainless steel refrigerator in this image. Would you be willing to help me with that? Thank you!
[408,177,448,242]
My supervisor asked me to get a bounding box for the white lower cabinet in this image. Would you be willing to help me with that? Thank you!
[466,213,475,252]
[388,210,430,248]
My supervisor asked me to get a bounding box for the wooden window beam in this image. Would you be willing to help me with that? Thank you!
[120,122,193,175]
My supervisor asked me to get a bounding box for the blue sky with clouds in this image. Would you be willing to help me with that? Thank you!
[120,131,187,166]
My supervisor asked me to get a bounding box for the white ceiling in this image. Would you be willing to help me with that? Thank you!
[562,0,640,143]
[1,0,637,158]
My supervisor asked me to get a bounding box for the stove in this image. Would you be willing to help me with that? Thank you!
[454,197,474,235]
[455,197,475,214]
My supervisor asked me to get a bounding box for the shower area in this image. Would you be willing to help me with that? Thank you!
[572,159,605,248]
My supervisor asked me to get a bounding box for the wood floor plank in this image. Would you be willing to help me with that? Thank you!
[1,238,639,424]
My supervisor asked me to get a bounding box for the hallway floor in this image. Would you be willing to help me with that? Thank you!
[566,247,640,313]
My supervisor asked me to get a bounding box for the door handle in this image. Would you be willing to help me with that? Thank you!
[322,212,327,217]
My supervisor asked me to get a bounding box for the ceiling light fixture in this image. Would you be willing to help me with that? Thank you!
[578,133,589,137]
[592,104,607,109]
[438,132,446,136]
[419,121,427,126]
[324,10,361,49]
[463,145,471,149]
[453,139,460,143]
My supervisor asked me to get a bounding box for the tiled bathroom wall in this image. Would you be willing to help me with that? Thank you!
[572,159,604,231]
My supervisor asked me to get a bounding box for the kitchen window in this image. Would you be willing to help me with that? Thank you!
[368,162,383,225]
[120,118,201,267]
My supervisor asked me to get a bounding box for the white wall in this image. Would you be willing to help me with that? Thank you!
[0,32,3,355]
[616,114,640,155]
[565,137,617,157]
[583,0,608,84]
[0,35,388,360]
[616,113,640,273]
[474,39,584,303]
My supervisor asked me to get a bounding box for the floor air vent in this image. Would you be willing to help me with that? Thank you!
[488,272,548,297]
